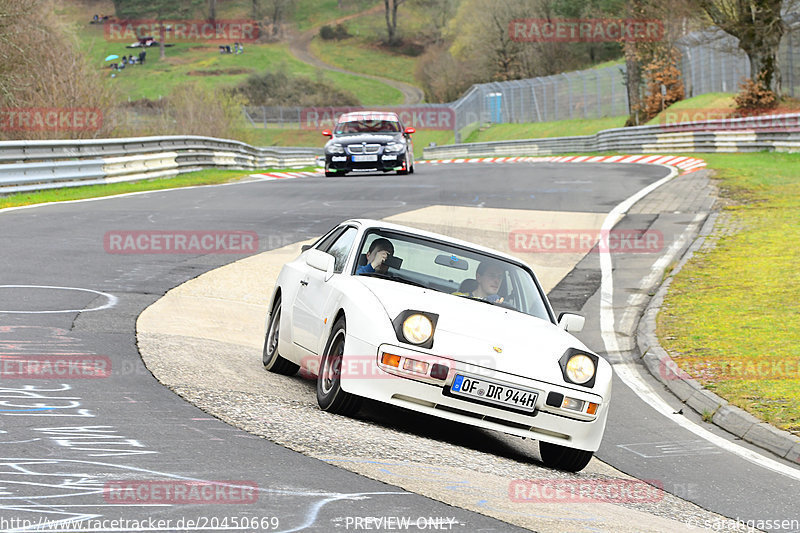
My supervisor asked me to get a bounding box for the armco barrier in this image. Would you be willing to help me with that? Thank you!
[424,112,800,159]
[0,135,321,194]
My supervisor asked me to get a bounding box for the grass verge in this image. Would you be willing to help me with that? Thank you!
[0,168,316,210]
[657,152,800,434]
[464,117,627,142]
[308,36,418,84]
[69,18,401,105]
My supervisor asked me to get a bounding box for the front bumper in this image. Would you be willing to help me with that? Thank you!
[325,151,406,172]
[340,335,611,452]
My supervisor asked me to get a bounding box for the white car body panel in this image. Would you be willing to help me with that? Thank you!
[265,219,612,452]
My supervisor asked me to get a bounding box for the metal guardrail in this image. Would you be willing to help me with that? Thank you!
[0,135,322,194]
[424,113,800,159]
[3,113,797,194]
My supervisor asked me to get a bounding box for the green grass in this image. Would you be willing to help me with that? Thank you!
[0,168,314,210]
[292,0,380,31]
[464,116,627,143]
[588,58,624,70]
[657,152,800,434]
[69,13,401,105]
[308,36,419,84]
[647,93,737,125]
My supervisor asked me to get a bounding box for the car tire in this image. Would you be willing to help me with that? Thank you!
[262,297,300,375]
[539,441,594,472]
[316,317,362,415]
[325,170,337,177]
[396,154,410,175]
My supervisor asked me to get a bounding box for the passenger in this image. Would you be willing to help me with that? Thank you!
[356,238,394,275]
[454,261,504,303]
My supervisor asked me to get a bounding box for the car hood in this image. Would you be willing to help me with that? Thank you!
[356,277,590,384]
[329,133,402,145]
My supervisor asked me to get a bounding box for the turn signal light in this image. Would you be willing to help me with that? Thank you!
[381,353,401,368]
[587,402,599,415]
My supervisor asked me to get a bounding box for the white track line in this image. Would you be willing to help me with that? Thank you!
[599,167,800,481]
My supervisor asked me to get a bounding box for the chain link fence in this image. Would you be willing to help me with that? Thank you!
[244,15,800,141]
[449,66,627,141]
[676,13,800,99]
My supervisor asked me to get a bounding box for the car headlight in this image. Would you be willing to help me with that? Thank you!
[565,354,595,384]
[326,143,345,154]
[402,314,433,345]
[384,141,405,153]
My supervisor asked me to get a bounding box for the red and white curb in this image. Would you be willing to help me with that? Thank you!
[250,170,323,180]
[420,154,707,174]
[250,154,706,181]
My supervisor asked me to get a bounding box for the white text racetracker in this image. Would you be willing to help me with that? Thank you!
[450,373,538,412]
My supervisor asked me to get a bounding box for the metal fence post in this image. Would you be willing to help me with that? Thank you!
[789,31,795,98]
[581,72,587,119]
[596,70,601,119]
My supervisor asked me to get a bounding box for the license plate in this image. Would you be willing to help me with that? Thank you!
[352,154,378,162]
[450,374,538,412]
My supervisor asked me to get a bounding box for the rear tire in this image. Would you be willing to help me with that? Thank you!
[316,317,362,415]
[262,297,299,375]
[539,441,593,472]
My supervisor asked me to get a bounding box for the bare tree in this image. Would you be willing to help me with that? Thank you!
[255,0,293,39]
[410,0,458,44]
[384,0,407,44]
[697,0,786,93]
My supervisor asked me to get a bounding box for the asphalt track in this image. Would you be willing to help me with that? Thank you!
[0,162,797,532]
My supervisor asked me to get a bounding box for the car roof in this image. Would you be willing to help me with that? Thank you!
[340,218,525,265]
[337,111,400,123]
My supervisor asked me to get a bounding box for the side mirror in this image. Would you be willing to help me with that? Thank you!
[301,244,312,252]
[305,249,335,281]
[558,312,585,333]
[404,127,416,134]
[321,129,332,137]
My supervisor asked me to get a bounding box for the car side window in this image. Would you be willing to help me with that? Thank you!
[326,227,358,274]
[315,226,347,253]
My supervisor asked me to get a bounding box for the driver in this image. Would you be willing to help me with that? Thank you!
[454,261,505,303]
[357,238,394,275]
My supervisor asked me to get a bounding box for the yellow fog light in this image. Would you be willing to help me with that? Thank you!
[565,354,595,384]
[402,314,433,345]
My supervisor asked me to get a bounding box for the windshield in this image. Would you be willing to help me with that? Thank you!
[335,119,401,134]
[353,229,553,322]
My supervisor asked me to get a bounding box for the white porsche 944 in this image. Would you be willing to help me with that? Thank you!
[262,219,612,471]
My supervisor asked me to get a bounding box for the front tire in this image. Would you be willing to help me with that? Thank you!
[539,441,593,472]
[262,297,299,375]
[396,153,410,175]
[316,317,362,415]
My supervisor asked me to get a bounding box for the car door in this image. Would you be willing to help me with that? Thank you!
[291,226,358,353]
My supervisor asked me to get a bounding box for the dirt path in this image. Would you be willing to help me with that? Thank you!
[288,5,425,105]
